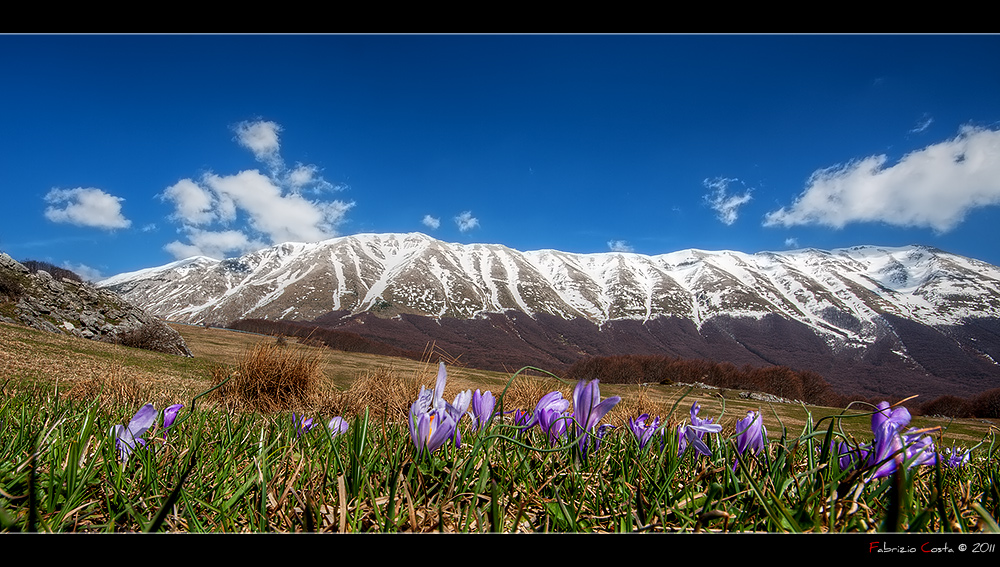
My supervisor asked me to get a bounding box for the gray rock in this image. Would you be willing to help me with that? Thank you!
[0,252,192,357]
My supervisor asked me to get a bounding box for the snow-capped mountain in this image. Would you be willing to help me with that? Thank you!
[99,233,1000,399]
[99,232,1000,345]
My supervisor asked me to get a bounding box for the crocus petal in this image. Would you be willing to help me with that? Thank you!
[450,389,472,419]
[586,396,621,431]
[470,389,496,432]
[433,362,448,406]
[426,410,456,453]
[529,391,569,429]
[163,404,183,431]
[328,416,349,437]
[127,404,157,439]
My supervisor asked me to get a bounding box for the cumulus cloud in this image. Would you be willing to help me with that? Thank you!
[234,120,282,169]
[764,126,1000,233]
[704,177,752,225]
[784,237,799,248]
[422,215,441,229]
[455,211,479,232]
[161,179,217,225]
[607,240,633,252]
[202,170,352,244]
[44,187,131,230]
[161,120,354,260]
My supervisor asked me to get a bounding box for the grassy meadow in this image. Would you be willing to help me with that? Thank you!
[1,320,998,533]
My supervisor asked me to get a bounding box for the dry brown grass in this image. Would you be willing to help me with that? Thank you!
[333,365,421,420]
[210,341,326,413]
[62,360,179,410]
[5,320,991,446]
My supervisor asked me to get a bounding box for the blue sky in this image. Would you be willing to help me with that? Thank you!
[3,34,1000,281]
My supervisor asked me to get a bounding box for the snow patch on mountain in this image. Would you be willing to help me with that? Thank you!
[98,234,1000,352]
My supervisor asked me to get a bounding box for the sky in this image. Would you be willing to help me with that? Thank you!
[2,34,1000,282]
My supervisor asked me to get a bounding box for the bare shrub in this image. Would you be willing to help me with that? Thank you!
[969,388,1000,419]
[0,269,26,300]
[920,394,972,418]
[210,342,324,413]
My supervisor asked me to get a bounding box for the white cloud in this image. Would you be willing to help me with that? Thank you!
[164,228,265,260]
[285,163,337,193]
[764,126,1000,233]
[703,177,752,225]
[61,261,103,282]
[455,211,479,232]
[162,121,355,257]
[422,215,441,229]
[161,178,217,225]
[234,120,282,169]
[784,237,799,248]
[44,187,131,230]
[202,170,353,244]
[607,239,633,252]
[910,114,933,134]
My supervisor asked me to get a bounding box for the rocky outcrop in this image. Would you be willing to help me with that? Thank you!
[0,253,192,357]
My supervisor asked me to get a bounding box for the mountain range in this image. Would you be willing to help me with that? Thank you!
[98,233,1000,400]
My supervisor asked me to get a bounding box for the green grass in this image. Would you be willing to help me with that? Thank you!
[1,320,998,532]
[2,372,998,532]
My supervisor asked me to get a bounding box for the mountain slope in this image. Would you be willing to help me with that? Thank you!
[98,233,1000,398]
[100,233,1000,333]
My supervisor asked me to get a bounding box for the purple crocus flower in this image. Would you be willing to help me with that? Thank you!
[732,410,767,469]
[835,440,871,472]
[109,403,157,463]
[593,424,615,452]
[867,401,937,480]
[409,363,469,455]
[571,379,620,458]
[628,413,662,450]
[526,391,570,429]
[677,402,722,459]
[902,428,938,467]
[469,389,496,432]
[509,408,532,437]
[162,404,183,437]
[409,401,456,456]
[447,388,473,448]
[941,445,971,468]
[293,413,319,438]
[328,416,349,437]
[536,404,572,446]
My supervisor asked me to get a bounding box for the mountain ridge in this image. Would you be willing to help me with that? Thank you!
[96,233,1000,399]
[98,232,1000,332]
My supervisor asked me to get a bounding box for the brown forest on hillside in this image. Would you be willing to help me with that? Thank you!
[563,354,846,407]
[228,319,427,362]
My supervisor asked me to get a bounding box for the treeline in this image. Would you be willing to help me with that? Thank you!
[21,260,82,282]
[563,354,1000,419]
[564,355,843,407]
[919,389,1000,419]
[227,319,427,362]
